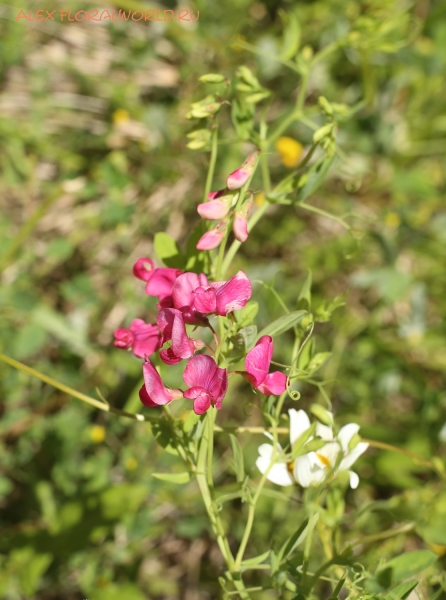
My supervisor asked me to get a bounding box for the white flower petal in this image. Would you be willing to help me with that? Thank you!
[349,470,359,489]
[315,442,340,466]
[316,422,333,441]
[337,423,360,452]
[339,442,368,471]
[289,409,311,445]
[294,454,325,487]
[258,443,274,459]
[256,457,293,486]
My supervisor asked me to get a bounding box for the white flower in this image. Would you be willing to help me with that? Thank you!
[255,409,368,489]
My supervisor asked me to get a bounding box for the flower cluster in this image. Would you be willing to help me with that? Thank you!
[114,259,288,414]
[196,150,259,250]
[256,409,368,489]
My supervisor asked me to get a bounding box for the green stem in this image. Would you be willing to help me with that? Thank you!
[207,407,216,488]
[204,123,219,202]
[233,417,281,571]
[0,353,153,423]
[221,201,269,277]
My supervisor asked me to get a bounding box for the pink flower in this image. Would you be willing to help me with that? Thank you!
[114,319,161,359]
[197,198,232,220]
[139,359,183,407]
[183,355,228,414]
[197,189,233,220]
[133,257,182,304]
[157,308,204,364]
[196,227,226,250]
[232,196,253,243]
[244,335,287,395]
[193,270,252,316]
[172,272,209,324]
[227,150,260,190]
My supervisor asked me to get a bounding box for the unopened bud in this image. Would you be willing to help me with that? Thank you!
[227,150,260,190]
[199,73,225,84]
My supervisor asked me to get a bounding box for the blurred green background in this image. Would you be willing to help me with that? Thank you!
[1,0,446,598]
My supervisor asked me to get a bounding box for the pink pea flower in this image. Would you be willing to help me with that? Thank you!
[244,335,287,395]
[133,257,182,305]
[157,308,204,364]
[113,319,161,359]
[197,190,233,220]
[139,359,183,408]
[233,199,253,243]
[172,272,209,324]
[193,270,252,316]
[183,355,228,415]
[227,149,260,190]
[196,226,226,250]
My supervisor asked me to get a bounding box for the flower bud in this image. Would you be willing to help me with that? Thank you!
[113,328,134,349]
[196,228,225,250]
[133,257,154,282]
[199,73,225,83]
[197,194,232,220]
[226,149,260,190]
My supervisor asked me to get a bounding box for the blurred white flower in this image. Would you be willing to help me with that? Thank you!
[255,409,368,489]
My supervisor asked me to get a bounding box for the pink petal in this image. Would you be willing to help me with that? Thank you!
[113,327,134,349]
[142,360,176,405]
[226,150,260,190]
[139,384,159,407]
[129,319,161,359]
[171,311,195,359]
[257,371,287,395]
[183,386,211,415]
[207,365,228,409]
[245,335,273,387]
[233,212,249,242]
[214,270,252,315]
[157,308,177,343]
[133,257,154,282]
[193,286,217,314]
[197,198,231,220]
[145,268,182,298]
[172,272,209,311]
[207,189,226,200]
[183,354,218,389]
[196,229,225,251]
[160,347,182,365]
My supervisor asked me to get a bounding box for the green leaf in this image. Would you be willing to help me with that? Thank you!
[100,484,148,519]
[229,434,245,483]
[385,580,418,600]
[257,310,307,339]
[242,549,270,567]
[236,301,259,327]
[382,550,437,580]
[185,224,208,273]
[278,518,309,562]
[292,422,316,458]
[154,232,185,269]
[298,270,312,308]
[183,411,201,434]
[18,550,52,596]
[296,154,335,203]
[152,472,191,484]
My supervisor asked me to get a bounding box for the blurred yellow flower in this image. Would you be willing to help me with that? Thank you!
[113,109,130,125]
[275,137,303,168]
[429,543,446,556]
[125,457,138,471]
[90,425,106,443]
[255,192,265,206]
[385,212,401,228]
